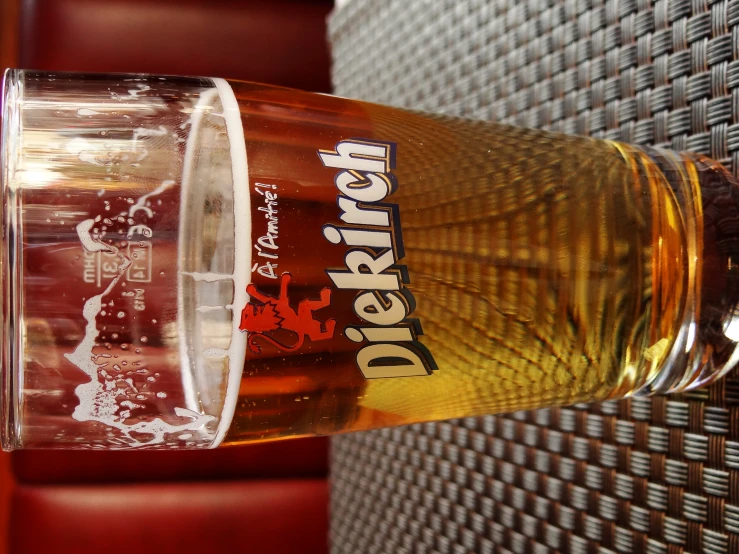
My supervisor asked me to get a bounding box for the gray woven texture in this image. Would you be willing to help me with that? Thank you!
[329,1,739,553]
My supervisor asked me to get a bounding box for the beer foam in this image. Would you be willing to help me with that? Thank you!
[109,84,152,101]
[196,305,233,313]
[209,78,249,447]
[176,88,220,416]
[75,218,108,252]
[203,348,229,358]
[66,209,216,448]
[65,79,249,449]
[175,79,249,448]
[180,271,234,282]
[128,180,174,217]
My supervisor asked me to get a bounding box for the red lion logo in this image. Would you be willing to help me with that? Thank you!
[240,272,336,354]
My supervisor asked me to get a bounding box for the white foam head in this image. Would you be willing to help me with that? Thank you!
[175,78,249,448]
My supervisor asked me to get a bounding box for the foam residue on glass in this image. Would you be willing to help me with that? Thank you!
[176,78,249,448]
[2,72,243,449]
[66,201,215,447]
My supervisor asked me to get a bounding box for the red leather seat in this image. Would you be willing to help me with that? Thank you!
[4,1,334,552]
[19,0,333,92]
[10,440,329,554]
[12,480,328,554]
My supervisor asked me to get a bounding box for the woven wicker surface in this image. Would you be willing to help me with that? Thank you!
[328,1,739,553]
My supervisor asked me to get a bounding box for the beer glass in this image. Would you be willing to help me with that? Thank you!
[2,69,738,450]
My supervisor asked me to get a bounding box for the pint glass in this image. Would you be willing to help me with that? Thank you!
[2,70,739,450]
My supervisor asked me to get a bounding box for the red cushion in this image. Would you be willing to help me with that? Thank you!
[10,479,329,554]
[19,0,333,91]
[12,437,329,484]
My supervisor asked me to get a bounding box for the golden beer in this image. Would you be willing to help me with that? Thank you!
[221,82,739,445]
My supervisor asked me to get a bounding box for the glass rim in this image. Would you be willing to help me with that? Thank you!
[0,70,253,449]
[1,68,23,450]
